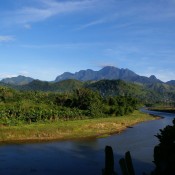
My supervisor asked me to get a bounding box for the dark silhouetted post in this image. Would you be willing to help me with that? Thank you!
[103,145,116,175]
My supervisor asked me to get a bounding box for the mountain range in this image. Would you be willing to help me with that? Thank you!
[1,66,172,85]
[55,66,163,84]
[0,66,175,105]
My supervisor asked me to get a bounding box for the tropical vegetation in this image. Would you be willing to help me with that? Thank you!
[0,85,138,126]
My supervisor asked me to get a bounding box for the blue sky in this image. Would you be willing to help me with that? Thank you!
[0,0,175,82]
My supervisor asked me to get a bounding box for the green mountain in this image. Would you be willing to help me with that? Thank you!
[17,79,83,92]
[85,80,163,104]
[1,78,175,105]
[1,75,34,85]
[1,66,175,106]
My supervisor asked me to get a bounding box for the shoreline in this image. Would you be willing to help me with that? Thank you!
[0,111,159,145]
[148,107,175,114]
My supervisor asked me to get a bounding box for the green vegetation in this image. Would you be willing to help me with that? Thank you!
[149,106,175,114]
[153,119,175,175]
[0,85,139,126]
[0,110,155,143]
[0,79,162,143]
[1,78,175,106]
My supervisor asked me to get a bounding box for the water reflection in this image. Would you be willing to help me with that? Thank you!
[0,110,174,175]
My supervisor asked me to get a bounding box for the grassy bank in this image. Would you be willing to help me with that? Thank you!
[0,110,158,144]
[149,107,175,114]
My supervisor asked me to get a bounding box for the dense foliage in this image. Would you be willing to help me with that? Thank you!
[153,119,175,175]
[2,78,175,107]
[0,86,139,126]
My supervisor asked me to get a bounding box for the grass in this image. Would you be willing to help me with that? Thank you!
[149,106,175,114]
[0,110,158,144]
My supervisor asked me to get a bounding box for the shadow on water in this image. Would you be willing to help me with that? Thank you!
[0,141,154,175]
[0,109,174,175]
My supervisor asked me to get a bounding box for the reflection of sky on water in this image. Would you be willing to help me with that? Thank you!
[0,110,174,175]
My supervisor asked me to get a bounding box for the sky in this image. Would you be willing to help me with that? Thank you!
[0,0,175,82]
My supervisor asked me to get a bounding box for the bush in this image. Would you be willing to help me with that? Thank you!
[153,119,175,175]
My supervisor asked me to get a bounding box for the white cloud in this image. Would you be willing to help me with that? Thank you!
[0,70,31,80]
[0,35,15,42]
[2,0,175,29]
[18,71,30,76]
[24,24,31,29]
[0,73,18,80]
[7,0,98,25]
[98,63,117,68]
[20,42,105,49]
[77,18,108,30]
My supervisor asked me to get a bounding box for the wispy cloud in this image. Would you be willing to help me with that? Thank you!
[77,0,175,30]
[0,70,30,80]
[77,18,107,30]
[20,42,106,49]
[0,35,15,42]
[24,24,31,29]
[5,0,98,25]
[139,67,175,82]
[18,70,30,77]
[0,73,18,79]
[97,63,117,69]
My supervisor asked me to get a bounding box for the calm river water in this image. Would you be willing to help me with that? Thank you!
[0,109,174,175]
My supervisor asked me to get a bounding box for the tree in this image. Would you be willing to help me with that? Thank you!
[153,119,175,175]
[74,88,103,117]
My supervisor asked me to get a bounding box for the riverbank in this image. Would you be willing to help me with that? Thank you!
[0,110,158,144]
[148,107,175,114]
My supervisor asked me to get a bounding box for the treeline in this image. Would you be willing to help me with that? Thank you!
[2,79,175,107]
[0,86,138,126]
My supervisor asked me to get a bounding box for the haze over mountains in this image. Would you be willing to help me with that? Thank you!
[1,75,34,85]
[0,66,173,86]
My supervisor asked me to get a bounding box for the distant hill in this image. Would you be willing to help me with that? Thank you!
[85,79,163,103]
[1,75,34,85]
[1,66,175,105]
[1,77,175,105]
[17,79,83,92]
[166,80,175,86]
[0,66,173,86]
[55,66,163,84]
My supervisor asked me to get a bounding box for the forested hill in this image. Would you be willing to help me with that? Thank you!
[0,79,175,105]
[17,79,83,92]
[86,80,175,105]
[0,77,175,126]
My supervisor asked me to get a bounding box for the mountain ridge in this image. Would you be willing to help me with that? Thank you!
[55,66,164,84]
[0,66,174,85]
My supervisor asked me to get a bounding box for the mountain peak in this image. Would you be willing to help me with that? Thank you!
[54,66,165,84]
[148,75,162,84]
[1,75,34,85]
[101,66,119,71]
[149,75,157,79]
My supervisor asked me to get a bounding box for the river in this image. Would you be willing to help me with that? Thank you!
[0,110,174,175]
